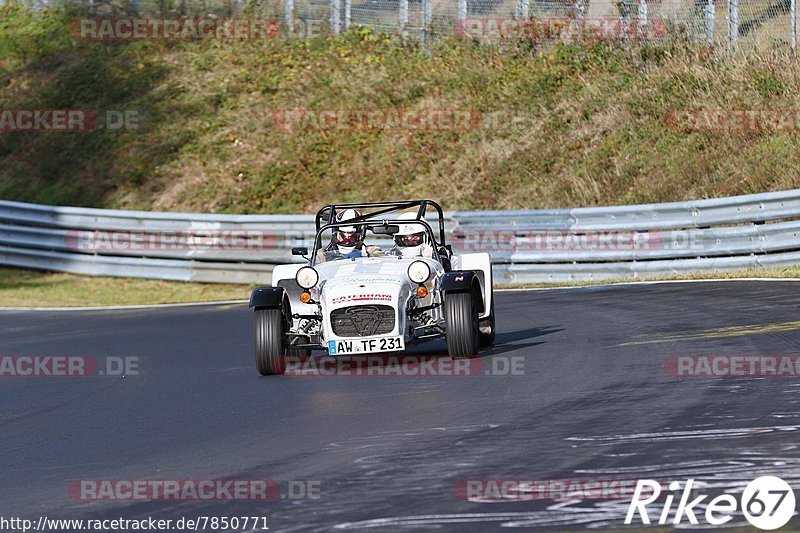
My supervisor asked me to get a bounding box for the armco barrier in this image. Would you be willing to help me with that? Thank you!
[2,190,800,284]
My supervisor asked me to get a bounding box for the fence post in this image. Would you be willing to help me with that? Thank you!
[331,0,341,34]
[285,0,294,33]
[637,0,647,38]
[618,0,631,38]
[792,0,796,50]
[516,0,529,18]
[344,0,351,30]
[728,0,738,48]
[400,0,409,37]
[423,0,433,44]
[705,0,714,44]
[458,0,467,28]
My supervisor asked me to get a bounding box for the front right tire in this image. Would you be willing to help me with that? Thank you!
[444,292,481,359]
[254,308,287,375]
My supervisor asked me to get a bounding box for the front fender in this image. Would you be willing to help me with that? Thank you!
[249,286,288,310]
[440,271,484,314]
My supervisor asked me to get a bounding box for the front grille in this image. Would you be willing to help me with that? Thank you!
[330,305,395,337]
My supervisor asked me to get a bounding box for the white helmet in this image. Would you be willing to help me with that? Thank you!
[333,209,364,254]
[394,212,429,258]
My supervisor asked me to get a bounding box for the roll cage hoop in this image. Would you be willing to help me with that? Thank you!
[315,200,447,249]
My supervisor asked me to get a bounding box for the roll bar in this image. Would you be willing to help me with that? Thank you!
[314,200,447,248]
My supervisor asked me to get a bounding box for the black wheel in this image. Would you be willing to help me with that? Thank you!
[479,287,496,347]
[254,308,287,375]
[444,292,481,359]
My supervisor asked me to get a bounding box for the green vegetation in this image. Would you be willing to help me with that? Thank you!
[2,4,800,215]
[0,266,251,306]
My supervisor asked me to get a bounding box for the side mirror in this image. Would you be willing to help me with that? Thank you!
[292,247,309,256]
[372,224,400,235]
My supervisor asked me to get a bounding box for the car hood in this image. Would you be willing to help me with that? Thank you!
[316,258,413,309]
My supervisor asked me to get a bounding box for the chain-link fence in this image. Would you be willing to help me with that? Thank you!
[4,0,797,48]
[281,0,797,48]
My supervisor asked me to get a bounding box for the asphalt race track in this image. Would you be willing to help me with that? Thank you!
[2,280,800,531]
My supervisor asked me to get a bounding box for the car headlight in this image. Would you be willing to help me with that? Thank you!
[408,261,431,284]
[296,266,319,289]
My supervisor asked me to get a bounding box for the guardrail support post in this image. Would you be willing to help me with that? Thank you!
[423,0,433,44]
[285,0,294,34]
[400,0,409,37]
[331,0,341,34]
[705,0,714,44]
[728,0,738,49]
[792,0,797,50]
[457,0,468,28]
[516,0,529,18]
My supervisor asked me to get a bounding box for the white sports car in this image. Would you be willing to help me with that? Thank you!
[249,200,495,375]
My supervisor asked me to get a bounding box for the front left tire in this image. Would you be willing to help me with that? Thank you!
[254,308,287,375]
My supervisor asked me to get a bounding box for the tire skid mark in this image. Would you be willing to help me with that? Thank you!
[566,425,799,446]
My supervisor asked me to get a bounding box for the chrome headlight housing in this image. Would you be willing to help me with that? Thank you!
[407,261,431,284]
[296,266,319,289]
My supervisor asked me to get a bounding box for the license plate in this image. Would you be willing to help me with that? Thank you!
[328,336,405,355]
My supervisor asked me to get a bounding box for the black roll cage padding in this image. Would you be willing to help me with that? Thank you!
[314,200,447,249]
[311,219,443,266]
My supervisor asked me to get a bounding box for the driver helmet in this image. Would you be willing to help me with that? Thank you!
[394,212,429,258]
[334,209,365,255]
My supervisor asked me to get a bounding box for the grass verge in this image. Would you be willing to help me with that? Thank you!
[0,267,251,307]
[3,265,800,307]
[498,266,800,289]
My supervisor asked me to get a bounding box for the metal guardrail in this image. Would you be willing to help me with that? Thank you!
[2,190,800,284]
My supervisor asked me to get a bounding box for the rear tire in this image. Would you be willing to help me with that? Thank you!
[254,308,287,375]
[445,292,480,359]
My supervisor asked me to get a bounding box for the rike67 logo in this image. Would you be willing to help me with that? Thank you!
[626,476,796,530]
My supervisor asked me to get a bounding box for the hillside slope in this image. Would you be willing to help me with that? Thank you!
[2,5,800,214]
